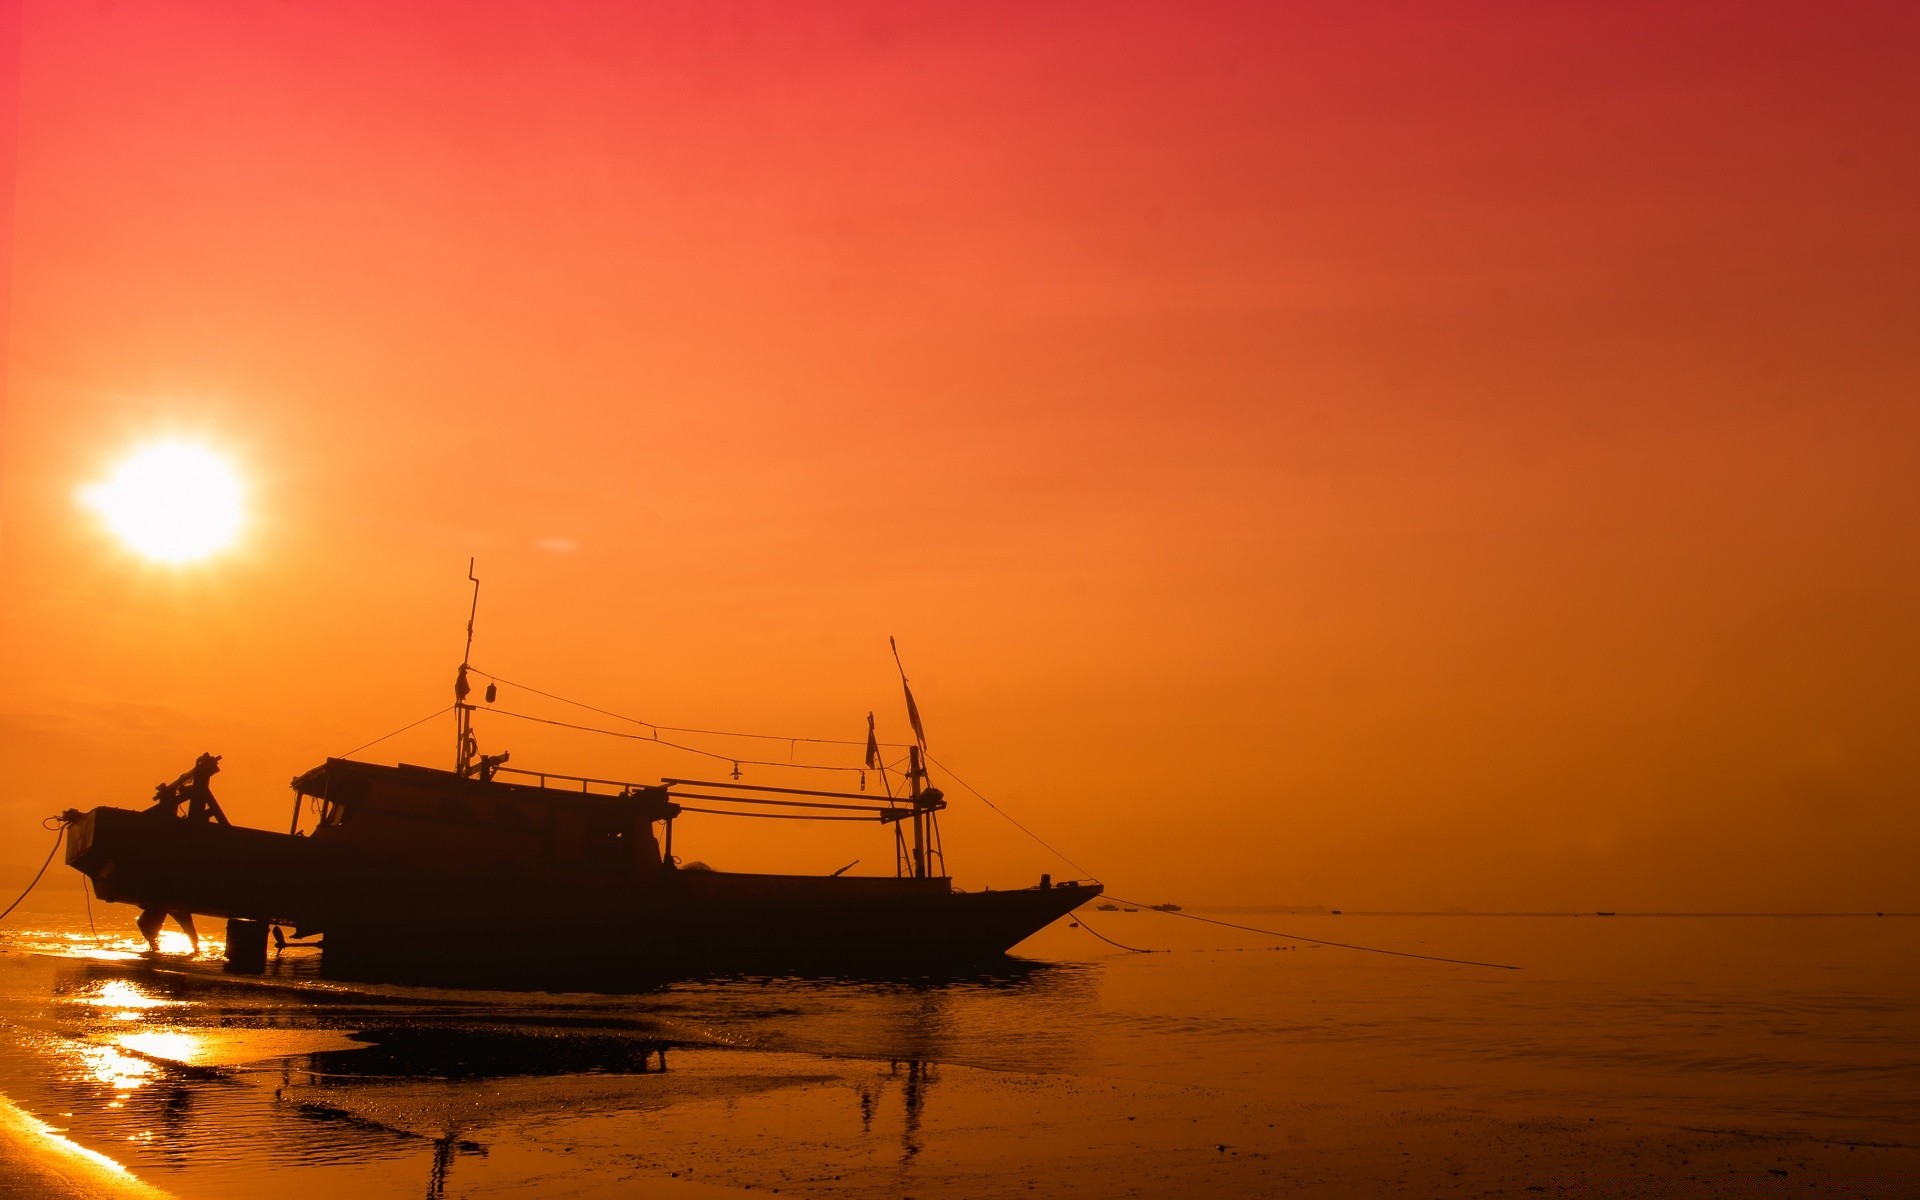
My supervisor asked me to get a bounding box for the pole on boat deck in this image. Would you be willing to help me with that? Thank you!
[455,559,481,776]
[908,746,927,879]
[891,638,939,880]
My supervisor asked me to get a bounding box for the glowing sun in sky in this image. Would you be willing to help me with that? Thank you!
[79,441,247,564]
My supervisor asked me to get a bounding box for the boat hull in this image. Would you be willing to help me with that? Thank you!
[65,806,1099,979]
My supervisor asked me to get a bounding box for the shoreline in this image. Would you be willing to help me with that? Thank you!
[0,1091,175,1200]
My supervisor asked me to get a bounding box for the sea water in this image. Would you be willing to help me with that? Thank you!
[0,909,1915,1197]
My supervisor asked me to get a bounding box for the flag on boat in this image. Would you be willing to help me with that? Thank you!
[902,680,926,748]
[865,712,880,770]
[891,637,927,749]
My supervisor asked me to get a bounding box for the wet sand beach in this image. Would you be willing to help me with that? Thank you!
[1,913,1916,1198]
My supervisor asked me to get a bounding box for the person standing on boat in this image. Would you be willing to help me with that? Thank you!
[181,752,230,825]
[143,753,230,826]
[134,753,229,954]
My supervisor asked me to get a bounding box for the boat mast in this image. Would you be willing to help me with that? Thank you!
[891,638,946,879]
[908,745,927,878]
[454,558,480,775]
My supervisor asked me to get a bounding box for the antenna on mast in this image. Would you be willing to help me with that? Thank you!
[464,557,481,665]
[454,558,480,775]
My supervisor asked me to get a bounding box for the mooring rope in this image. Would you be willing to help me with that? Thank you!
[0,821,68,926]
[922,755,1522,971]
[81,874,100,944]
[1103,895,1522,970]
[1072,910,1161,954]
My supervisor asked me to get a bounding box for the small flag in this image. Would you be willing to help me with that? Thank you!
[865,712,880,770]
[901,678,926,749]
[890,636,928,749]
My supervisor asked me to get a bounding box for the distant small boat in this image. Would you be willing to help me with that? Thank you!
[1123,907,1137,913]
[1595,911,1616,917]
[1151,903,1181,912]
[1097,902,1119,911]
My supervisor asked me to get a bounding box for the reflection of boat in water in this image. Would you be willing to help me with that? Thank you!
[62,570,1100,979]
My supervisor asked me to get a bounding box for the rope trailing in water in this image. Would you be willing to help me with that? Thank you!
[81,874,100,944]
[1072,910,1160,954]
[923,756,1522,972]
[0,821,68,926]
[1105,895,1522,971]
[338,705,454,758]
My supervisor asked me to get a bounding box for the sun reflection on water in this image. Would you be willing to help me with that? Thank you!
[117,1030,207,1066]
[74,1042,156,1091]
[75,979,177,1012]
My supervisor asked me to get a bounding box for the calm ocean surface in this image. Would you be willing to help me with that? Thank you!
[1,909,1915,1197]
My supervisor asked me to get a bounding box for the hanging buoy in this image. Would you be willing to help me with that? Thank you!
[484,682,497,704]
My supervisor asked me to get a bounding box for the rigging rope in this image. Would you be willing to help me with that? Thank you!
[923,753,1097,879]
[1103,895,1521,970]
[338,706,454,759]
[327,668,1520,972]
[484,707,877,776]
[0,822,67,926]
[473,668,916,751]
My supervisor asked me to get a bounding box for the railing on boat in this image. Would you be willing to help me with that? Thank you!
[487,767,931,821]
[488,766,948,878]
[491,765,654,797]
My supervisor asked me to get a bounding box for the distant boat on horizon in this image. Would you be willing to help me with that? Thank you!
[1151,902,1182,912]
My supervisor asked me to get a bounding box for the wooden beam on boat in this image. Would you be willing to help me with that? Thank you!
[661,778,897,804]
[667,790,903,815]
[673,805,881,822]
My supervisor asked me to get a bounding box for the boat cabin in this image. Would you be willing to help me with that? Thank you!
[291,759,677,878]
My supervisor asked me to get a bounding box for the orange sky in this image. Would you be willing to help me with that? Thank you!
[3,1,1917,910]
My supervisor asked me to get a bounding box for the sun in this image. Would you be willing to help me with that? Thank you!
[79,441,247,564]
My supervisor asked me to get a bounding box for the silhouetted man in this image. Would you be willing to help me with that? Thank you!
[142,754,229,825]
[135,753,229,953]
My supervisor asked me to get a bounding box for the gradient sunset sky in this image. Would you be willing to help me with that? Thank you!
[3,1,1915,910]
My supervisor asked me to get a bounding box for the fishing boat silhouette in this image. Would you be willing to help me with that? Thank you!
[64,565,1099,980]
